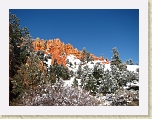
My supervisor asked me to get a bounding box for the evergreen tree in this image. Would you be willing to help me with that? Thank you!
[37,50,44,60]
[83,74,97,96]
[125,60,129,65]
[81,47,87,63]
[129,59,134,65]
[11,53,49,102]
[80,47,93,63]
[72,78,78,87]
[50,59,70,80]
[70,70,74,77]
[9,12,33,103]
[9,13,30,77]
[111,47,122,66]
[66,59,70,65]
[86,52,93,63]
[77,65,83,78]
[110,47,126,71]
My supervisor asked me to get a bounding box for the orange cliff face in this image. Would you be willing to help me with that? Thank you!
[32,38,110,66]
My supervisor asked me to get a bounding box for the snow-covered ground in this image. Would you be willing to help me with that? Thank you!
[42,54,139,106]
[26,54,139,106]
[127,65,139,72]
[63,55,139,87]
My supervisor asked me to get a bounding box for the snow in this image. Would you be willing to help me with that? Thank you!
[63,77,75,87]
[66,55,81,65]
[104,64,111,71]
[123,81,139,89]
[66,55,81,71]
[47,59,52,67]
[29,53,139,106]
[63,55,139,87]
[126,65,139,72]
[43,58,52,69]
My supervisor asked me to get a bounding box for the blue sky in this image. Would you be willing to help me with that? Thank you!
[9,9,139,63]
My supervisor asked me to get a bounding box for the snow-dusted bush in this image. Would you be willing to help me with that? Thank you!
[79,60,139,96]
[22,79,101,106]
[104,88,139,106]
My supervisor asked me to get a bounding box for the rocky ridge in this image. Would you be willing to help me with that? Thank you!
[32,37,110,66]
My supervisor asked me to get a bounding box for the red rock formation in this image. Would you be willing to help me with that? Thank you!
[32,38,46,51]
[99,56,104,61]
[32,38,110,66]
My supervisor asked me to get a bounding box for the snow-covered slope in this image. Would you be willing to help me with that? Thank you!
[64,55,139,87]
[66,55,139,72]
[127,65,139,72]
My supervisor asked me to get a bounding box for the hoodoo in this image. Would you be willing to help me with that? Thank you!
[32,38,110,66]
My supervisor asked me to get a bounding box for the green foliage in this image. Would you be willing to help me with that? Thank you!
[81,61,138,95]
[9,13,139,106]
[72,78,78,87]
[66,59,69,64]
[50,59,70,80]
[83,75,98,95]
[77,65,83,78]
[9,13,34,103]
[9,12,33,75]
[129,59,134,65]
[93,63,105,79]
[110,47,122,66]
[81,47,93,63]
[110,47,127,71]
[11,54,42,98]
[9,13,29,39]
[49,72,57,84]
[126,59,134,65]
[36,50,44,60]
[70,70,74,77]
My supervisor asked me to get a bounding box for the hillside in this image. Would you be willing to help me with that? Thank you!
[9,13,139,106]
[9,37,139,106]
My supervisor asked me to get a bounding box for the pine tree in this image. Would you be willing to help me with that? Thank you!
[37,50,44,60]
[81,47,87,63]
[110,47,126,71]
[77,65,83,78]
[129,59,134,65]
[80,47,93,63]
[9,12,33,103]
[9,13,30,77]
[86,52,93,63]
[83,74,97,96]
[126,60,129,65]
[11,53,49,102]
[111,47,122,66]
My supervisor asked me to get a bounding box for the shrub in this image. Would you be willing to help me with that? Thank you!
[21,80,101,106]
[105,88,139,106]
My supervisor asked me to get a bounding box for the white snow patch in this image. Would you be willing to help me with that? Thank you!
[127,65,139,72]
[44,59,52,69]
[66,55,81,65]
[63,77,75,87]
[104,64,111,71]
